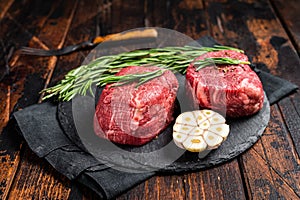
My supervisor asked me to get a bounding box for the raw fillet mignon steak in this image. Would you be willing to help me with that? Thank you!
[186,50,264,118]
[94,66,179,145]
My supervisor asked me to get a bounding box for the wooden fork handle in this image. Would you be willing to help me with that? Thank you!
[92,28,158,44]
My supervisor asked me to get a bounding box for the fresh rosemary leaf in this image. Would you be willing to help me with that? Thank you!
[194,57,250,71]
[42,45,249,101]
[213,45,244,53]
[104,69,165,87]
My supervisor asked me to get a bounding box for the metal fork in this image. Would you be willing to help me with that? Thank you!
[19,40,95,56]
[19,28,158,56]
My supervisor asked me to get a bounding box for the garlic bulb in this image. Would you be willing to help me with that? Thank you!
[173,110,230,155]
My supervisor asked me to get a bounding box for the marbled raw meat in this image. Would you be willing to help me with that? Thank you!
[94,66,179,145]
[186,50,264,118]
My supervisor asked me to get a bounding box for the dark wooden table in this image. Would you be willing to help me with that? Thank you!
[1,0,300,199]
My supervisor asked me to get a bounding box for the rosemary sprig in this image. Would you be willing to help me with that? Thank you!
[98,69,166,87]
[194,57,250,71]
[42,45,248,101]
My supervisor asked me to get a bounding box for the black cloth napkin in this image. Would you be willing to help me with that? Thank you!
[12,37,298,199]
[14,102,155,199]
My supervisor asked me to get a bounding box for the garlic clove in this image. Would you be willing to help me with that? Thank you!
[175,112,198,126]
[193,110,207,125]
[189,127,204,136]
[203,131,223,148]
[173,123,194,134]
[208,124,230,138]
[183,135,207,153]
[172,109,230,154]
[202,109,215,119]
[173,132,188,149]
[209,112,226,125]
[198,119,210,130]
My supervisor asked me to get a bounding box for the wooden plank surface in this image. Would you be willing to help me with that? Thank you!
[183,160,246,200]
[0,0,14,20]
[0,0,63,198]
[0,0,299,199]
[50,0,103,85]
[110,0,145,32]
[270,0,300,53]
[50,1,107,199]
[117,0,247,199]
[124,0,194,199]
[203,0,300,199]
[0,0,79,199]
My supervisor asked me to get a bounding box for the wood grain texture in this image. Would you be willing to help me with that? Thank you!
[204,0,300,199]
[170,0,208,38]
[8,147,71,200]
[2,0,80,199]
[116,175,186,200]
[51,1,106,199]
[0,0,299,199]
[0,0,64,198]
[144,0,171,27]
[183,160,246,200]
[278,95,300,160]
[241,145,300,199]
[0,0,14,20]
[117,0,246,199]
[110,0,145,33]
[35,0,78,49]
[168,1,246,199]
[115,0,204,199]
[50,0,103,85]
[8,0,59,40]
[0,83,20,200]
[270,0,300,53]
[257,105,300,195]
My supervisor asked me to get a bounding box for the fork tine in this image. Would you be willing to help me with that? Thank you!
[19,46,55,56]
[18,41,94,56]
[18,29,158,56]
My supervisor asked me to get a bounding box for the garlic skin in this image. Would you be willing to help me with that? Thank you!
[173,110,230,155]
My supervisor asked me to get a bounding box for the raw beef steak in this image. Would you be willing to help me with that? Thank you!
[94,66,179,145]
[186,50,264,118]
